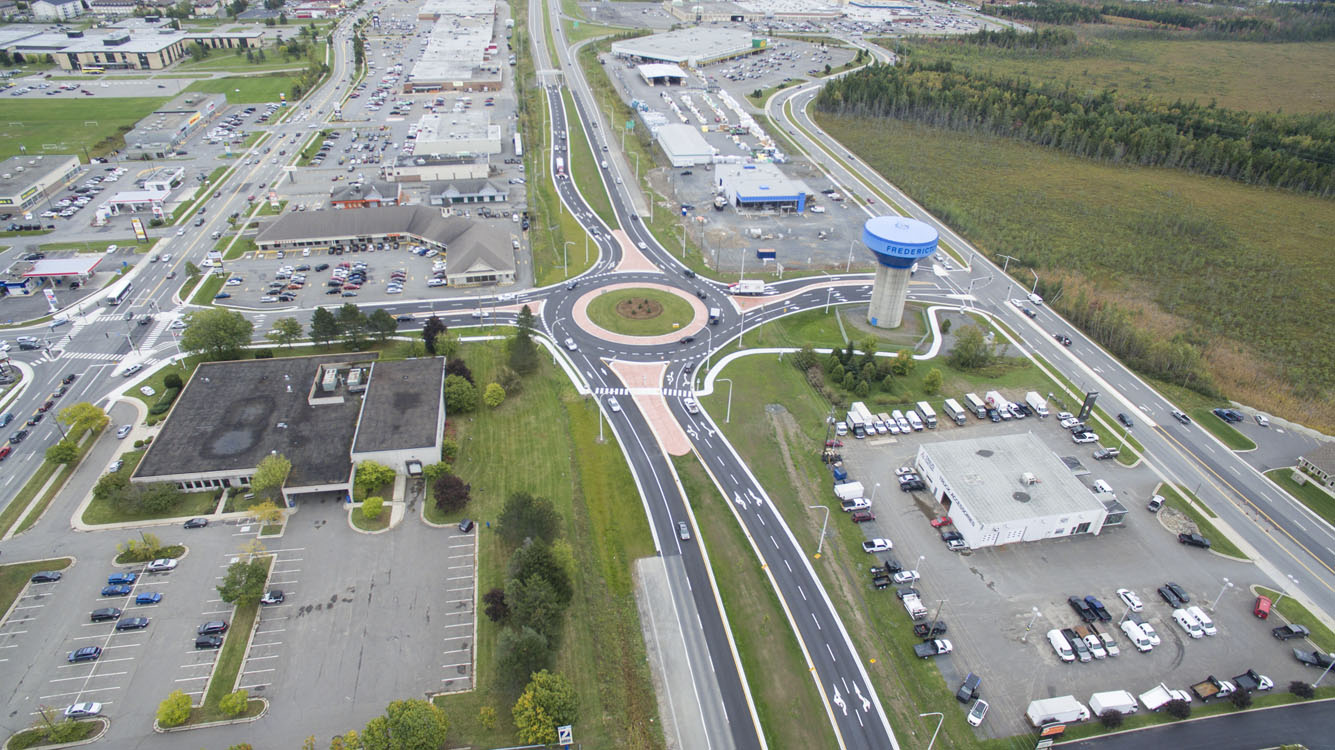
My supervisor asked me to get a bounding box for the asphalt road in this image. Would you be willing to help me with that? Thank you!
[1059,698,1335,750]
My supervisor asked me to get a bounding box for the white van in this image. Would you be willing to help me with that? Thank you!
[1047,629,1075,663]
[1092,479,1115,495]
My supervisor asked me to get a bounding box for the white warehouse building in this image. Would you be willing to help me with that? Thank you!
[915,433,1109,549]
[656,124,715,167]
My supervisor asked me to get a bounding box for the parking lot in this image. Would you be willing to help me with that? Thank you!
[832,395,1315,737]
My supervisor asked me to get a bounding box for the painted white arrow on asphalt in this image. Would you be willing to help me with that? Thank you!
[734,493,747,509]
[832,685,847,716]
[854,682,870,712]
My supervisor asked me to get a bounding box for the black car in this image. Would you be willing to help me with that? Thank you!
[9,429,28,444]
[940,530,963,543]
[987,409,1000,423]
[0,414,11,428]
[116,617,150,630]
[326,288,341,295]
[1178,532,1211,549]
[458,518,475,533]
[25,414,42,426]
[894,586,918,600]
[683,268,696,278]
[198,620,228,635]
[30,570,62,583]
[195,635,224,650]
[1084,595,1112,621]
[1294,649,1335,669]
[68,646,102,663]
[314,264,330,272]
[395,315,414,323]
[678,336,695,345]
[1068,596,1097,622]
[1054,333,1072,346]
[1158,582,1190,606]
[183,517,209,529]
[1117,413,1134,428]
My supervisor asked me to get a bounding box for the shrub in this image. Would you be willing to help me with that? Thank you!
[1165,699,1191,719]
[483,382,506,408]
[512,670,578,744]
[433,474,471,512]
[157,690,191,728]
[443,374,478,413]
[482,587,509,623]
[498,491,561,545]
[1290,680,1315,699]
[219,689,249,717]
[163,373,183,389]
[361,495,384,520]
[1098,709,1123,728]
[478,705,497,730]
[1230,689,1253,709]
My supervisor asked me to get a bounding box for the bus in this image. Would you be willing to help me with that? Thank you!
[82,66,105,75]
[104,278,132,306]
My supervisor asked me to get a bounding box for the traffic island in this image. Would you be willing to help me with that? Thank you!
[4,716,107,749]
[585,287,696,336]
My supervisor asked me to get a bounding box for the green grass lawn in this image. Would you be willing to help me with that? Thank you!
[673,455,836,749]
[82,454,221,526]
[190,274,225,306]
[585,288,695,336]
[813,113,1335,433]
[428,342,662,749]
[0,426,101,537]
[175,45,326,72]
[562,88,617,229]
[0,97,166,160]
[185,73,301,104]
[197,556,272,722]
[114,544,185,565]
[1265,469,1335,528]
[894,31,1335,115]
[1155,484,1246,559]
[1254,586,1335,654]
[40,238,138,254]
[7,718,103,750]
[1189,408,1258,451]
[350,505,389,531]
[0,557,73,618]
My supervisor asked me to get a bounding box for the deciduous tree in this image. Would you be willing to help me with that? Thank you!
[220,689,248,717]
[367,309,398,342]
[354,461,395,497]
[498,491,561,545]
[156,690,191,728]
[217,557,269,606]
[512,670,577,744]
[361,496,384,520]
[443,375,477,413]
[422,315,446,354]
[180,308,254,361]
[251,453,291,500]
[310,307,340,347]
[266,317,304,348]
[361,699,449,750]
[497,626,551,689]
[433,474,471,512]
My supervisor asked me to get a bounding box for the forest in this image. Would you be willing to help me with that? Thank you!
[814,60,1335,197]
[983,0,1335,41]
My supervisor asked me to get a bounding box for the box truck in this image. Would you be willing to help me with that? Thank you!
[1088,690,1138,716]
[834,482,865,501]
[730,279,765,295]
[964,393,987,419]
[1025,391,1050,417]
[901,593,927,620]
[943,399,967,425]
[1025,696,1090,727]
[1139,683,1191,712]
[846,411,866,439]
[915,401,938,428]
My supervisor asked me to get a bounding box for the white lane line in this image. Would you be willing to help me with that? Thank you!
[174,675,209,682]
[826,643,837,662]
[799,586,807,601]
[812,613,822,631]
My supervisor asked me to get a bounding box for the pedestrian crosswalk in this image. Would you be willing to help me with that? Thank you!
[34,350,125,364]
[592,386,694,398]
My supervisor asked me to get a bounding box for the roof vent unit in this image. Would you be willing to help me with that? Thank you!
[1020,472,1039,485]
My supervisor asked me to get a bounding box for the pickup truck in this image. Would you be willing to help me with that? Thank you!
[913,621,947,638]
[1294,649,1335,669]
[1190,675,1235,701]
[1231,669,1273,693]
[913,639,953,658]
[1272,624,1311,640]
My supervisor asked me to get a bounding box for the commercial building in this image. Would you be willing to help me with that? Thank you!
[32,0,83,20]
[387,155,490,182]
[330,180,402,209]
[411,111,503,157]
[427,178,509,205]
[1,255,103,296]
[255,205,515,286]
[637,63,688,86]
[405,0,503,92]
[715,161,809,213]
[133,355,447,503]
[657,124,715,167]
[663,1,757,24]
[914,433,1110,549]
[0,155,81,212]
[611,27,766,67]
[123,93,226,159]
[1297,442,1335,489]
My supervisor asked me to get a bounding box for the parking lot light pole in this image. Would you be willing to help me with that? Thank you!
[870,482,880,504]
[1210,577,1233,612]
[562,241,574,276]
[718,378,734,423]
[1119,602,1133,625]
[808,504,830,556]
[919,712,943,750]
[1316,656,1335,688]
[1021,606,1040,642]
[915,554,926,579]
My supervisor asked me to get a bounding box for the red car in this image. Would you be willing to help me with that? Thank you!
[850,510,876,523]
[824,440,843,448]
[929,517,952,528]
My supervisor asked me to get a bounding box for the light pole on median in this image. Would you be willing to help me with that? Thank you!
[718,378,734,423]
[846,239,856,273]
[820,269,833,313]
[705,326,713,373]
[808,504,830,556]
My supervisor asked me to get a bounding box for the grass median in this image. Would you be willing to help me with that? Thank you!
[0,558,73,617]
[15,426,102,534]
[562,88,617,229]
[194,555,273,724]
[1254,586,1335,653]
[1264,469,1335,528]
[0,426,101,537]
[1189,408,1257,451]
[1155,484,1246,559]
[585,287,695,336]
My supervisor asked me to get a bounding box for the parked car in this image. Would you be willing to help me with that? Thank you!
[862,538,892,553]
[101,584,131,597]
[1178,532,1211,549]
[183,517,209,529]
[90,607,122,622]
[1173,608,1205,638]
[1158,582,1190,606]
[30,571,62,583]
[197,620,228,635]
[1116,588,1144,612]
[1146,495,1165,512]
[107,572,137,585]
[1120,620,1154,652]
[966,699,989,727]
[850,510,875,523]
[1047,629,1075,662]
[1186,606,1218,636]
[146,558,177,572]
[63,702,102,718]
[67,646,102,663]
[1137,620,1162,646]
[892,569,919,584]
[195,635,224,650]
[116,617,150,631]
[955,672,981,704]
[1272,624,1311,640]
[1092,447,1120,460]
[261,590,285,605]
[913,621,948,638]
[1062,627,1092,662]
[1084,595,1112,621]
[136,592,162,605]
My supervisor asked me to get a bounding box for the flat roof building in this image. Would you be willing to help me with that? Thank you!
[657,124,716,167]
[406,0,502,92]
[914,433,1110,549]
[663,1,757,24]
[0,154,80,212]
[124,93,225,159]
[611,28,766,67]
[255,205,515,287]
[637,63,688,86]
[716,161,809,213]
[330,180,402,209]
[134,354,447,502]
[411,111,503,157]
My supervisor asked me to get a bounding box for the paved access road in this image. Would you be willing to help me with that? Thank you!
[1059,699,1335,750]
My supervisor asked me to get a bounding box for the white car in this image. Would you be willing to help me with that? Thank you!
[469,310,491,318]
[1120,620,1153,652]
[146,558,177,572]
[1099,632,1120,657]
[120,363,142,377]
[683,397,700,415]
[861,537,892,553]
[1138,620,1161,646]
[1116,588,1144,612]
[1059,417,1082,429]
[1186,606,1217,636]
[892,570,919,584]
[161,254,171,262]
[226,278,242,286]
[1083,633,1106,659]
[1173,608,1204,638]
[427,279,447,287]
[840,498,871,512]
[139,386,156,396]
[607,397,621,413]
[894,467,916,478]
[563,337,577,351]
[64,702,102,718]
[170,320,186,329]
[200,258,214,268]
[1072,432,1099,444]
[302,248,311,256]
[176,228,185,236]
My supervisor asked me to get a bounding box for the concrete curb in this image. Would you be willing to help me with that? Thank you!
[152,697,270,733]
[345,501,393,535]
[3,716,109,750]
[1052,696,1335,747]
[111,544,190,569]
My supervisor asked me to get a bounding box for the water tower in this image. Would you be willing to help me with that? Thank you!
[862,216,939,329]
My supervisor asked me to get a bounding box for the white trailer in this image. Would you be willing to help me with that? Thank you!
[1089,690,1138,716]
[852,402,875,425]
[943,399,968,425]
[1139,683,1192,712]
[730,279,765,295]
[964,393,987,419]
[1025,696,1090,727]
[834,482,865,501]
[915,401,938,428]
[1025,391,1050,418]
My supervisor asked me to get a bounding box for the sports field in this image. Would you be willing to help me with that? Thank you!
[0,97,166,160]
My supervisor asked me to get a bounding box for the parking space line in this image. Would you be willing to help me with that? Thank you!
[0,630,28,636]
[245,653,280,661]
[38,687,119,700]
[50,670,129,683]
[440,662,469,669]
[175,675,210,682]
[237,683,270,691]
[13,604,46,610]
[447,565,469,570]
[241,668,276,676]
[254,628,286,635]
[441,622,471,628]
[445,576,471,582]
[250,641,283,647]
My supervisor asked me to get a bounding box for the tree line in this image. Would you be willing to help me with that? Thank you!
[951,27,1077,50]
[981,0,1335,41]
[815,61,1335,197]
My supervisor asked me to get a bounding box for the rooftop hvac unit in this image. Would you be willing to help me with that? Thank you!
[1020,472,1040,485]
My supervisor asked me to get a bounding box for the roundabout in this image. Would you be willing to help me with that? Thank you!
[572,282,711,346]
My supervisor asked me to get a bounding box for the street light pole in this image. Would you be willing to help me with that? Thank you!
[562,241,573,276]
[870,482,880,504]
[919,713,944,750]
[846,239,855,273]
[1021,606,1040,642]
[915,554,926,579]
[719,378,734,423]
[1210,577,1233,611]
[807,504,830,556]
[1029,268,1040,294]
[705,326,713,372]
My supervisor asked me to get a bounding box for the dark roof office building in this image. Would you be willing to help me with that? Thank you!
[133,355,446,503]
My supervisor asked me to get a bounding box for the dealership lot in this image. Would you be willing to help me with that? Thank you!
[833,405,1313,737]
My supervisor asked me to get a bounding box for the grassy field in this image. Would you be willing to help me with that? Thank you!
[894,31,1335,114]
[0,558,72,619]
[1254,586,1335,654]
[1155,484,1245,559]
[1188,407,1258,451]
[1265,469,1335,528]
[813,114,1335,433]
[175,44,327,73]
[585,288,695,335]
[561,89,617,229]
[0,97,166,160]
[428,343,662,749]
[185,73,301,104]
[673,455,837,749]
